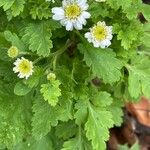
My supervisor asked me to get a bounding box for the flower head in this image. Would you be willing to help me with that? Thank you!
[52,0,91,31]
[85,21,113,48]
[13,57,34,79]
[7,46,19,58]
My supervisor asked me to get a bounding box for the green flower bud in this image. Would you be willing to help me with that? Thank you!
[7,46,19,58]
[47,73,56,81]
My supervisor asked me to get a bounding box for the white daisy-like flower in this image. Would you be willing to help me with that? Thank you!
[85,21,113,48]
[52,0,91,31]
[13,57,34,79]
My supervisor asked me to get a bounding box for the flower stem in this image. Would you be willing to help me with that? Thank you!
[51,39,72,70]
[137,51,150,56]
[33,57,43,65]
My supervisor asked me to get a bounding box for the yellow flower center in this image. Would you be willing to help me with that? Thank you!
[18,60,32,74]
[92,25,107,41]
[65,4,81,19]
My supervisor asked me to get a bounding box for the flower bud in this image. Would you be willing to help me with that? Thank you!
[8,46,19,58]
[47,73,56,81]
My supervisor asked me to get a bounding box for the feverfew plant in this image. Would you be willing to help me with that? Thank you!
[0,0,150,150]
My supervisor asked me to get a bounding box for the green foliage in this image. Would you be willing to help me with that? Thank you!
[113,20,143,50]
[4,30,26,52]
[0,0,150,150]
[0,0,25,20]
[62,133,92,150]
[85,106,113,150]
[13,135,54,150]
[14,81,32,96]
[0,82,32,149]
[40,80,61,106]
[84,91,114,150]
[55,121,77,140]
[127,56,150,99]
[32,95,60,139]
[22,22,53,57]
[78,43,123,84]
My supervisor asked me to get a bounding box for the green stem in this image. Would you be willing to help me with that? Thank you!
[33,57,43,65]
[51,39,72,70]
[52,55,58,71]
[137,51,150,56]
[51,41,71,57]
[74,30,86,42]
[20,51,37,56]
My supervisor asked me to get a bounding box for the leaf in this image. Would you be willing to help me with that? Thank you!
[13,135,54,150]
[32,92,72,139]
[74,85,89,125]
[114,20,143,50]
[107,0,142,20]
[127,56,150,99]
[40,80,61,106]
[108,99,124,126]
[22,22,53,57]
[89,2,109,20]
[106,0,132,10]
[85,103,114,150]
[9,0,25,17]
[62,130,92,150]
[46,20,62,31]
[14,81,32,96]
[0,82,32,149]
[74,100,88,125]
[123,0,142,20]
[141,23,150,48]
[55,121,77,140]
[32,96,60,139]
[0,0,25,19]
[29,1,51,20]
[4,30,26,52]
[24,67,44,88]
[56,92,73,121]
[78,43,123,84]
[0,0,15,11]
[74,86,114,150]
[92,91,113,107]
[142,4,150,22]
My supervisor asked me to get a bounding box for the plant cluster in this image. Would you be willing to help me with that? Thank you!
[0,0,150,149]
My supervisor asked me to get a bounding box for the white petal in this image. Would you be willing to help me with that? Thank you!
[52,14,65,20]
[93,41,100,48]
[85,32,93,42]
[81,11,91,19]
[66,21,73,31]
[78,3,89,10]
[102,40,111,47]
[74,21,83,30]
[78,15,86,25]
[107,34,113,40]
[77,0,87,7]
[52,7,64,15]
